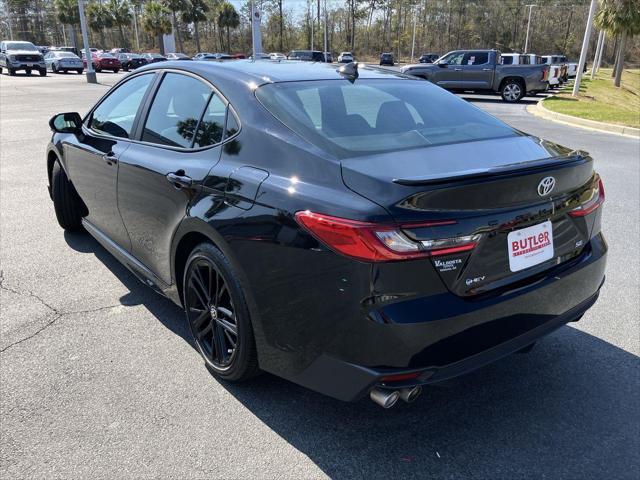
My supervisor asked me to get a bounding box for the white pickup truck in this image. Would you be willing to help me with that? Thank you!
[501,53,562,87]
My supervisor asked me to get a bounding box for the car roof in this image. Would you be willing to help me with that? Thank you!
[138,59,407,84]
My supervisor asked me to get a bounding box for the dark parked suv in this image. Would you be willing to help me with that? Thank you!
[379,52,395,66]
[0,40,46,76]
[46,61,606,408]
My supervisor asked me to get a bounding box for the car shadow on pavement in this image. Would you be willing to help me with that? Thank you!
[63,231,639,479]
[217,325,639,479]
[63,231,191,343]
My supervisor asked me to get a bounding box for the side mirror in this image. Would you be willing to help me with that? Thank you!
[437,61,449,67]
[49,112,83,134]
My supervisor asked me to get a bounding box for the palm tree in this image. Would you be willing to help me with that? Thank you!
[108,0,133,48]
[217,2,239,52]
[182,0,209,52]
[86,2,114,49]
[54,0,80,52]
[162,0,188,53]
[142,0,172,54]
[595,0,640,87]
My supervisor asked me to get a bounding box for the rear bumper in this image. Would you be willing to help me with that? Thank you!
[527,79,549,93]
[284,233,607,401]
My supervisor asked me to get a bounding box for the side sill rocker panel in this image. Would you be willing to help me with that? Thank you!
[82,219,181,304]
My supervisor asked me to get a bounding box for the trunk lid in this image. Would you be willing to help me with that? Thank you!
[341,135,598,296]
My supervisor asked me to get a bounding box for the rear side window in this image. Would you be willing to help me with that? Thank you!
[142,73,212,148]
[90,73,154,138]
[192,93,226,148]
[464,52,489,65]
[256,79,516,158]
[502,56,513,65]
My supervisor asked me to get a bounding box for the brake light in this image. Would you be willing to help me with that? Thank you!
[294,211,479,262]
[568,178,605,217]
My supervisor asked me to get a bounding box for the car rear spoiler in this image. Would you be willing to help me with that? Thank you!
[392,154,589,186]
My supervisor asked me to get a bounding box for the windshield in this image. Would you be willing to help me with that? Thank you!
[57,52,77,58]
[256,79,516,158]
[99,53,115,58]
[6,41,38,51]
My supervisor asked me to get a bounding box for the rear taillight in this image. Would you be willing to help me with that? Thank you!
[569,178,605,217]
[294,211,479,262]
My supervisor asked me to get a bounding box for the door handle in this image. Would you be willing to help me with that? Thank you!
[166,171,193,189]
[482,68,492,71]
[454,68,462,71]
[102,152,118,165]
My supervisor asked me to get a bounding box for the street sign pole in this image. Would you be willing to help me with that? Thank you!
[77,0,96,84]
[573,0,598,96]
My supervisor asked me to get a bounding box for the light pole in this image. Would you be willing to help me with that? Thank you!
[591,29,604,80]
[524,4,537,53]
[573,0,598,96]
[78,0,96,84]
[410,7,417,63]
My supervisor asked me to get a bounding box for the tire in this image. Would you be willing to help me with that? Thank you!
[77,69,83,74]
[51,161,84,231]
[501,79,525,103]
[26,69,32,75]
[8,68,15,76]
[62,69,67,74]
[52,63,58,73]
[113,69,119,73]
[123,65,129,72]
[0,66,3,74]
[40,69,47,76]
[183,243,260,382]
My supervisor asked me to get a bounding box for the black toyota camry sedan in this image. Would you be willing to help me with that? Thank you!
[46,61,606,408]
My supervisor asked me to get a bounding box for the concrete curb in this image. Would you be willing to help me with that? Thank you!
[527,98,640,138]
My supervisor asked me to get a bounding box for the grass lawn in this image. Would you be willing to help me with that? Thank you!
[543,69,640,128]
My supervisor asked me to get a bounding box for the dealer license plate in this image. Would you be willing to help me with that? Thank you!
[507,221,554,272]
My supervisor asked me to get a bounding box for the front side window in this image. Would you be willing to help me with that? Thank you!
[142,73,212,148]
[256,79,516,158]
[443,52,464,65]
[89,73,154,138]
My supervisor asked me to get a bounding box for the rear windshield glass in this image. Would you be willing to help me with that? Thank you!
[256,79,516,158]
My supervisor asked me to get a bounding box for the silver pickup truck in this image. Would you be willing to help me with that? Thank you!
[401,49,549,102]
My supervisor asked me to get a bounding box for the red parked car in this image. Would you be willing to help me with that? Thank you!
[82,52,121,73]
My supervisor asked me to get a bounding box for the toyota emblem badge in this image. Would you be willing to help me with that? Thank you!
[537,176,556,196]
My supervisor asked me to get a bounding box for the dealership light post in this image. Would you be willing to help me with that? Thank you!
[524,4,536,53]
[573,0,598,97]
[77,0,96,84]
[591,29,605,79]
[250,1,262,57]
[410,9,417,63]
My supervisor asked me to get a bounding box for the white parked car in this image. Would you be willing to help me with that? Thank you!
[269,52,286,60]
[338,52,354,63]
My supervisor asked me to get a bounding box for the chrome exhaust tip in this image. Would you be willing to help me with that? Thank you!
[399,385,422,403]
[369,388,400,409]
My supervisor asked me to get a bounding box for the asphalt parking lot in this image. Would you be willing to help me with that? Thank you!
[1,70,639,479]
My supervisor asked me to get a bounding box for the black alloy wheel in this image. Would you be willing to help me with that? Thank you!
[184,243,259,381]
